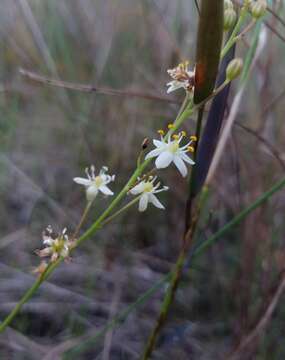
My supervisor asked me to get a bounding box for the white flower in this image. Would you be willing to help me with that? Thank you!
[145,134,195,177]
[167,61,195,94]
[37,226,73,262]
[73,165,115,202]
[130,177,168,212]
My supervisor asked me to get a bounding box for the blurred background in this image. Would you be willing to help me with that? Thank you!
[0,0,285,359]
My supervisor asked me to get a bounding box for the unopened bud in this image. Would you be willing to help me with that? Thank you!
[141,138,149,150]
[224,0,234,10]
[226,58,243,80]
[224,8,237,30]
[250,0,267,18]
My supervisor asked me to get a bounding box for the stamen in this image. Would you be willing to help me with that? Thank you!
[172,134,179,140]
[180,130,186,137]
[190,135,198,142]
[85,167,90,179]
[167,123,174,129]
[187,146,195,153]
[157,129,165,136]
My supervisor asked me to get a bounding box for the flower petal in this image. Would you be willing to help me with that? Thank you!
[99,185,114,196]
[149,193,165,209]
[145,148,162,160]
[139,194,149,212]
[155,151,173,169]
[173,156,188,177]
[153,139,165,148]
[180,152,195,165]
[73,177,92,186]
[130,182,145,195]
[86,185,98,202]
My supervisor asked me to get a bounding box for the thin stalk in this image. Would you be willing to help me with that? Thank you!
[141,188,207,360]
[72,201,93,240]
[101,197,140,227]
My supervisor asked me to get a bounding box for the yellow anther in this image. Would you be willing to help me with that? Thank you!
[172,134,179,140]
[157,129,165,135]
[167,123,174,129]
[180,130,186,137]
[187,146,195,153]
[190,135,198,142]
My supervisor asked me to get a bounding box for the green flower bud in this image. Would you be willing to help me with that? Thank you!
[250,0,267,18]
[226,58,243,80]
[224,0,234,10]
[224,8,237,30]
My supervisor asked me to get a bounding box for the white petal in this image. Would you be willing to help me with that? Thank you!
[43,238,54,246]
[166,81,184,93]
[153,139,165,148]
[73,177,92,186]
[130,182,145,195]
[145,148,162,160]
[86,185,98,202]
[149,194,165,209]
[99,185,114,196]
[139,194,149,212]
[155,151,173,169]
[173,156,188,177]
[180,152,195,165]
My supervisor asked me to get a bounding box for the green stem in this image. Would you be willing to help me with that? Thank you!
[72,201,93,240]
[101,197,140,227]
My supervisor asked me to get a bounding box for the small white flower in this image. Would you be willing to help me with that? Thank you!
[37,226,73,262]
[130,177,168,212]
[145,134,195,177]
[167,61,195,94]
[73,165,115,202]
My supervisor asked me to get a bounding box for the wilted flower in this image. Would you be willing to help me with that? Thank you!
[167,61,195,93]
[32,261,48,276]
[36,226,73,262]
[145,131,196,177]
[129,176,168,212]
[74,165,115,202]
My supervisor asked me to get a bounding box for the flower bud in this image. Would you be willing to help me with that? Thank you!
[250,0,267,18]
[226,58,243,80]
[224,0,234,10]
[224,8,237,30]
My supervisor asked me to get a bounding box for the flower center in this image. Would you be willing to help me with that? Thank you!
[52,238,65,253]
[143,182,154,193]
[94,176,103,187]
[168,141,179,153]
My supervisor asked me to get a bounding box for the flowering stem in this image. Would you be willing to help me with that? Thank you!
[0,86,215,332]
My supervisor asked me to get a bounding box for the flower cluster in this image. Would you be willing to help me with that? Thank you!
[167,61,195,93]
[74,165,115,202]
